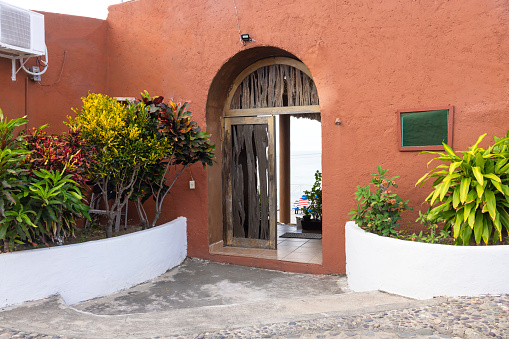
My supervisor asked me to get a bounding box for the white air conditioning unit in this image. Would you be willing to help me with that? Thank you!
[0,0,45,59]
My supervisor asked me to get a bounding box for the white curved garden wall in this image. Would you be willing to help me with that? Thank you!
[0,217,187,308]
[345,221,509,300]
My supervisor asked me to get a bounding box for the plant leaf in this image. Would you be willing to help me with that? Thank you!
[484,173,501,182]
[475,182,484,199]
[472,167,483,186]
[459,177,471,203]
[452,186,461,208]
[485,190,497,221]
[449,161,462,174]
[463,202,475,223]
[474,211,483,244]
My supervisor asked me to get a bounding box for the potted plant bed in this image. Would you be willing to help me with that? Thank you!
[301,170,322,231]
[0,217,187,308]
[301,215,322,231]
[347,132,509,299]
[345,221,509,299]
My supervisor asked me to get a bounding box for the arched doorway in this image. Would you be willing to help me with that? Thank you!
[203,46,322,264]
[223,57,320,249]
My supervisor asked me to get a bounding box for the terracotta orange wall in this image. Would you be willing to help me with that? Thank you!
[2,1,507,275]
[106,0,509,274]
[0,12,108,134]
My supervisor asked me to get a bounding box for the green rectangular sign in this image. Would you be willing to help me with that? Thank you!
[401,109,449,147]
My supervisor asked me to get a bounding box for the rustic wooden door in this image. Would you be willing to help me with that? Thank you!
[223,116,277,249]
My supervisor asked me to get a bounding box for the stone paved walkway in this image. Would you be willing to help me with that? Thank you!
[1,295,507,338]
[185,295,508,339]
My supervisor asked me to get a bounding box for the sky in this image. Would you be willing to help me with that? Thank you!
[289,117,321,153]
[1,0,121,19]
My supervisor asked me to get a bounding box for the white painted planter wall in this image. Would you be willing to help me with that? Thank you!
[345,221,509,300]
[0,217,187,307]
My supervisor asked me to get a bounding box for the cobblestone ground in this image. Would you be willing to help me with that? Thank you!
[0,295,507,339]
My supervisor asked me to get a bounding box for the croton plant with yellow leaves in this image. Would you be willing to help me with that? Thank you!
[69,92,214,237]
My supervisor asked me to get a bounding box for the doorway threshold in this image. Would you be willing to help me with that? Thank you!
[209,224,322,264]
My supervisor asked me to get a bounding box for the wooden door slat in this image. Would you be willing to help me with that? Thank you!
[254,124,269,240]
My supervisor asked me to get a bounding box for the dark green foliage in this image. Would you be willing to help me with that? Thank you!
[0,109,90,252]
[350,166,412,237]
[0,110,32,251]
[133,92,215,228]
[302,170,322,220]
[21,168,90,244]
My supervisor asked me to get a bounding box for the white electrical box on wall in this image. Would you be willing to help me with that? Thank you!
[0,0,45,59]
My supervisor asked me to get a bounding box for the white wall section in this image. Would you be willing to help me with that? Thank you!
[0,217,187,307]
[346,221,509,300]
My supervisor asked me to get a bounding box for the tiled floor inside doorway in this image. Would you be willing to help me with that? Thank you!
[209,223,322,264]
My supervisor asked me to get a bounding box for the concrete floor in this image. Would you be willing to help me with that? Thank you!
[75,257,339,315]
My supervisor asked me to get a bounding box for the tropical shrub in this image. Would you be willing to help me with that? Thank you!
[302,170,322,220]
[0,110,34,252]
[350,166,412,236]
[0,109,93,252]
[0,202,36,251]
[416,131,509,245]
[23,126,91,188]
[133,92,215,228]
[69,93,172,237]
[21,168,90,245]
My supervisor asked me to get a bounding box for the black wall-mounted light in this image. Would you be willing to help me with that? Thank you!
[241,34,251,42]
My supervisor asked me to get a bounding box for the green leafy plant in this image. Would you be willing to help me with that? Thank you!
[0,110,34,252]
[404,209,450,244]
[416,131,509,245]
[69,93,170,237]
[0,200,37,250]
[0,110,30,213]
[0,110,93,252]
[301,170,322,220]
[22,168,90,245]
[350,166,412,236]
[132,92,215,229]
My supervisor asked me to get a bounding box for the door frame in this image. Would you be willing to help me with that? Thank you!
[218,57,320,251]
[222,115,277,249]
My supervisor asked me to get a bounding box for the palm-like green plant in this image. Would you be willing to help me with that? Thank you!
[0,148,30,213]
[416,131,509,245]
[23,168,90,244]
[0,110,30,215]
[0,110,33,251]
[0,201,36,251]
